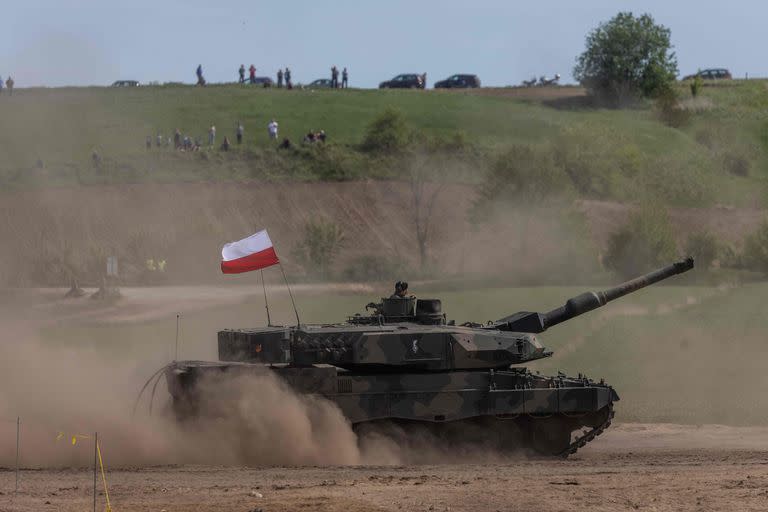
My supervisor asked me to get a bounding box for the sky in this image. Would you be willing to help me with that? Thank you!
[0,0,763,88]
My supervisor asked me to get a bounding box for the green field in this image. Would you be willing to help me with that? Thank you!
[41,281,768,426]
[2,82,767,206]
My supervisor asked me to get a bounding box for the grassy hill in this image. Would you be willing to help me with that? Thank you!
[1,81,767,206]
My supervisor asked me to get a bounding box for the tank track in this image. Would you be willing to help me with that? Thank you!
[557,403,615,458]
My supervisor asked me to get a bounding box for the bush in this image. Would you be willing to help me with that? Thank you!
[656,89,691,128]
[360,108,409,154]
[604,205,677,278]
[292,218,346,279]
[472,144,572,220]
[742,219,768,274]
[553,132,622,197]
[304,143,363,181]
[684,231,720,270]
[722,151,750,177]
[690,74,703,98]
[343,254,404,282]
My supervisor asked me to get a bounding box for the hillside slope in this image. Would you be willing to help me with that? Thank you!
[1,181,763,287]
[1,82,766,206]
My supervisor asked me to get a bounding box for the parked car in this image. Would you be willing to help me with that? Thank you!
[250,77,274,87]
[111,80,139,87]
[379,73,426,89]
[308,78,333,88]
[683,68,732,80]
[434,74,480,89]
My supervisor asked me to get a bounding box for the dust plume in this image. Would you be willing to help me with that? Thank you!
[0,321,516,468]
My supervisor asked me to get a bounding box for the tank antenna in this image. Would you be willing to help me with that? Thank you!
[261,270,272,326]
[174,313,181,361]
[278,262,301,326]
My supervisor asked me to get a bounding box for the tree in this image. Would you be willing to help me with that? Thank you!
[292,219,346,279]
[407,156,444,272]
[574,12,678,105]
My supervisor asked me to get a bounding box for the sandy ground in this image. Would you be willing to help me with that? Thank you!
[3,423,768,512]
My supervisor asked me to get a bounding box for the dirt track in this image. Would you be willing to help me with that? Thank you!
[3,424,768,512]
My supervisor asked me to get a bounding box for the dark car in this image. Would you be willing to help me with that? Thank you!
[683,68,732,80]
[434,74,481,89]
[250,76,274,87]
[111,80,139,87]
[379,73,426,89]
[308,78,333,88]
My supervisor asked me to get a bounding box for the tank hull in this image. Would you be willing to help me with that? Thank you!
[165,361,618,457]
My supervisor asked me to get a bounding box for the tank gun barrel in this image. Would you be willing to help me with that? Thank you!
[492,257,694,334]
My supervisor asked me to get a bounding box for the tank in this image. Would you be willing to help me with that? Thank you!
[163,257,694,457]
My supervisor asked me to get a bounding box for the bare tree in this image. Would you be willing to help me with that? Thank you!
[408,157,445,272]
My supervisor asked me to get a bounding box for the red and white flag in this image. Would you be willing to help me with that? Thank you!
[221,229,279,274]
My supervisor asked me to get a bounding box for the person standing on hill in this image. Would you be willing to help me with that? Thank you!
[268,119,279,140]
[236,121,244,144]
[342,67,348,88]
[5,76,13,95]
[277,68,284,88]
[208,124,216,146]
[196,65,205,86]
[0,76,4,95]
[249,64,256,84]
[285,67,292,89]
[331,65,338,88]
[238,64,246,84]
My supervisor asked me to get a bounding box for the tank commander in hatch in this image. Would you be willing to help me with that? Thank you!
[390,281,410,299]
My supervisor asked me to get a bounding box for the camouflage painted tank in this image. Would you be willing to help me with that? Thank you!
[165,258,694,456]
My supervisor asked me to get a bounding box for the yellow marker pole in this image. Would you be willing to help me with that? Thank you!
[97,440,112,512]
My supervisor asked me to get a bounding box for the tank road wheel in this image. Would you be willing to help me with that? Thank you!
[582,404,613,429]
[528,416,574,456]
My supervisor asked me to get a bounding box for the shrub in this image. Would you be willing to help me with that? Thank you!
[690,74,703,98]
[292,219,346,279]
[343,254,403,282]
[742,219,768,274]
[360,108,409,153]
[684,231,720,270]
[656,89,691,128]
[553,133,620,197]
[472,144,572,220]
[722,151,750,177]
[604,205,677,278]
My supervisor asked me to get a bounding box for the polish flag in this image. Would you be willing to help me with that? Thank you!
[221,230,280,274]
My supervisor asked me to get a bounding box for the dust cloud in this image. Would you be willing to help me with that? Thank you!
[0,321,514,468]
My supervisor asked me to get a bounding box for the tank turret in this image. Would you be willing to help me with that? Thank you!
[217,258,694,372]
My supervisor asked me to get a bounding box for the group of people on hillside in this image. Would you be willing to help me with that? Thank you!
[330,66,349,88]
[0,75,15,95]
[237,65,294,88]
[144,118,323,152]
[198,64,352,89]
[303,129,327,144]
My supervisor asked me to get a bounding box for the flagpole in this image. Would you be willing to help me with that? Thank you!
[261,270,272,326]
[15,416,19,495]
[93,432,98,512]
[174,313,180,361]
[278,262,301,326]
